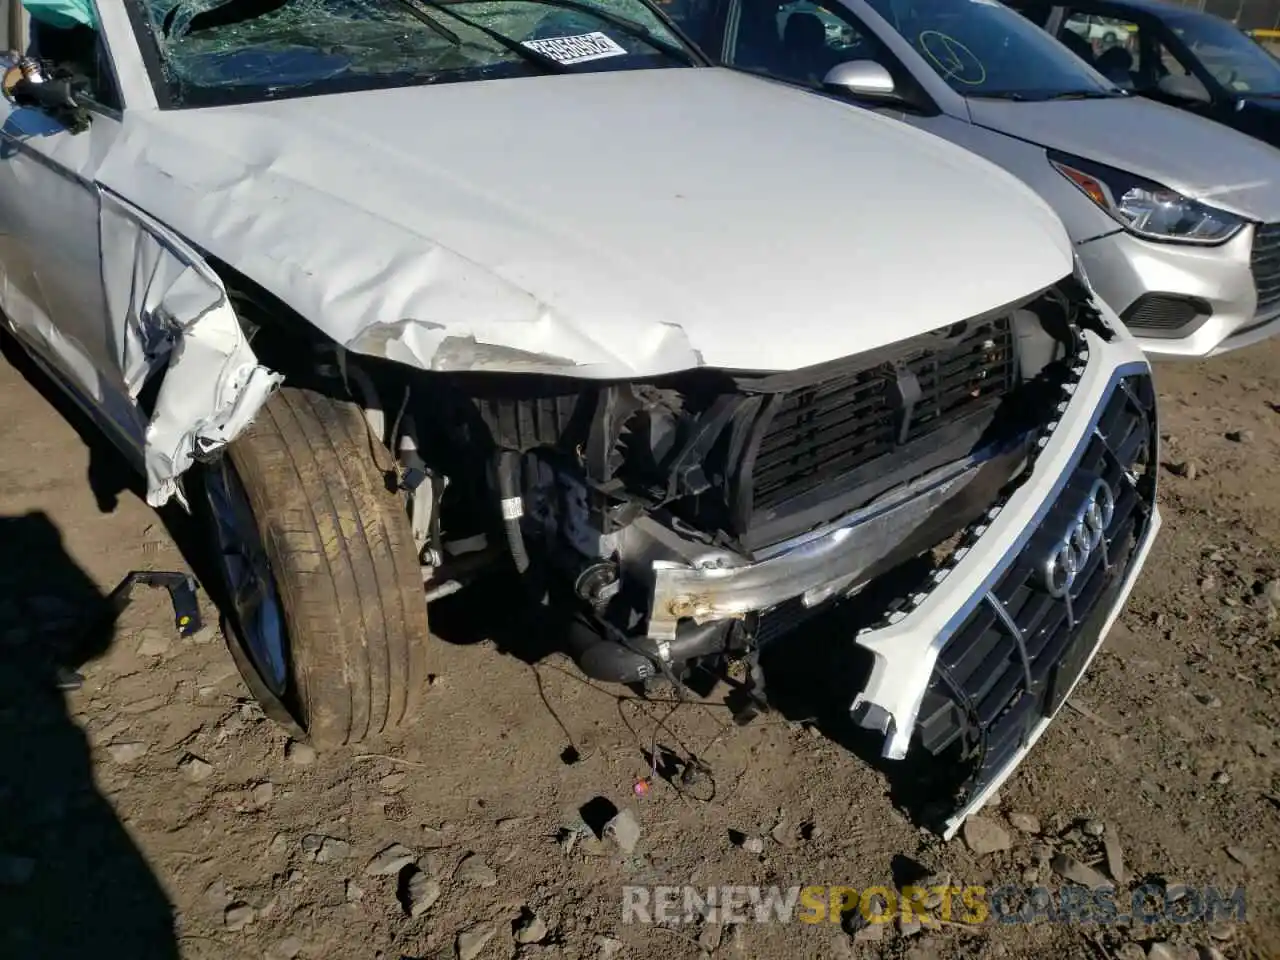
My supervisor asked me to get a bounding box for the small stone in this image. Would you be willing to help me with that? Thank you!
[1115,945,1145,960]
[1225,846,1258,870]
[515,913,549,945]
[981,788,1002,810]
[1163,880,1190,902]
[0,855,35,886]
[401,869,441,918]
[419,851,444,878]
[1008,812,1041,834]
[1146,944,1183,960]
[179,755,214,782]
[1051,853,1110,887]
[1206,920,1234,941]
[345,879,365,902]
[604,808,642,854]
[741,836,764,855]
[454,853,497,887]
[1195,692,1223,708]
[1211,771,1231,785]
[770,819,792,846]
[203,878,231,908]
[366,843,416,876]
[379,772,408,792]
[1261,579,1280,611]
[252,782,274,807]
[456,922,497,960]
[1082,819,1105,837]
[1225,429,1253,443]
[286,741,316,766]
[1198,947,1227,960]
[1021,866,1039,883]
[421,824,451,848]
[303,836,350,863]
[1103,834,1129,884]
[898,915,923,937]
[223,902,256,931]
[697,921,722,951]
[1171,461,1198,480]
[106,741,149,764]
[854,920,886,942]
[1199,576,1218,593]
[962,815,1011,855]
[595,936,624,959]
[269,936,303,959]
[135,629,171,658]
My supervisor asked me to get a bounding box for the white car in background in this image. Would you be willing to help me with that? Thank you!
[669,0,1280,357]
[0,0,1157,837]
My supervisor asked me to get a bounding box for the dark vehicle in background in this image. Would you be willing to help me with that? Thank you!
[1010,0,1280,147]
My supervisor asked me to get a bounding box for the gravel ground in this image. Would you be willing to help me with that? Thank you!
[0,332,1278,960]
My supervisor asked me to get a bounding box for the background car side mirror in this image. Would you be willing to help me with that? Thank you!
[1157,73,1211,105]
[822,60,904,103]
[3,59,92,134]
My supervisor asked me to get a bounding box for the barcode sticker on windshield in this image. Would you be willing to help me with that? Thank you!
[522,31,628,65]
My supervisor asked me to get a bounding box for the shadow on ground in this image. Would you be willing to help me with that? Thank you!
[0,511,179,958]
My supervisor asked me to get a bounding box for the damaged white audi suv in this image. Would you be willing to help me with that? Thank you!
[0,0,1158,835]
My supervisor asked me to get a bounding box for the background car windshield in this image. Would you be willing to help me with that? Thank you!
[135,0,690,106]
[862,0,1113,97]
[1166,11,1280,95]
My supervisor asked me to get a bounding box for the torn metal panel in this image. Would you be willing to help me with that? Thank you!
[99,190,281,507]
[92,68,1074,379]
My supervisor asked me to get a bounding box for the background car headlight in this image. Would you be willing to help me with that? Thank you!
[1049,150,1245,245]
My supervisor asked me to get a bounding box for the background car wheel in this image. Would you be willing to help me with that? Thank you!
[201,386,430,748]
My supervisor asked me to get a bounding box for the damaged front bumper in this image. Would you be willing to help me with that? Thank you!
[629,329,1160,835]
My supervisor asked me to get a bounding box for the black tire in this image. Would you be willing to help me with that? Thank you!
[205,386,430,748]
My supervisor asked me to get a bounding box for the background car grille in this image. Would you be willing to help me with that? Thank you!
[1251,222,1280,317]
[749,319,1017,514]
[913,372,1157,808]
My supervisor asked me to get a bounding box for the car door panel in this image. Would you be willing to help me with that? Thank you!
[0,55,144,460]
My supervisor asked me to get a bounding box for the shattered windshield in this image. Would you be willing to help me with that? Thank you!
[130,0,696,106]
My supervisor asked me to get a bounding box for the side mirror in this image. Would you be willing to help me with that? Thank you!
[1157,72,1211,104]
[822,60,901,101]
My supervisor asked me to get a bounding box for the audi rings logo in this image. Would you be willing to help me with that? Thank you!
[1041,478,1116,599]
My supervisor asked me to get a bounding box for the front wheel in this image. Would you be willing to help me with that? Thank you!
[201,387,430,748]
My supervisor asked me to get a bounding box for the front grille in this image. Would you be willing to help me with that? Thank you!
[1251,222,1280,317]
[750,319,1017,514]
[913,372,1156,808]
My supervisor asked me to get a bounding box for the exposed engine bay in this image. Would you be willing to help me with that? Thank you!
[276,276,1106,697]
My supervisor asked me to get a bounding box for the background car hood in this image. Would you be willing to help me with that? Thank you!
[100,68,1072,378]
[968,96,1280,223]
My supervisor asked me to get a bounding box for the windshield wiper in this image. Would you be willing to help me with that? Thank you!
[1040,89,1125,100]
[968,91,1029,101]
[512,0,699,65]
[400,0,569,73]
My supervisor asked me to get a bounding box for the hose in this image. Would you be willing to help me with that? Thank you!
[495,449,530,574]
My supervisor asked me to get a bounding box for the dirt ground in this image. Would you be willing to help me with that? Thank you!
[0,331,1278,960]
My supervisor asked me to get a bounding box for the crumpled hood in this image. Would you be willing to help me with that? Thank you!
[967,96,1280,223]
[99,67,1072,378]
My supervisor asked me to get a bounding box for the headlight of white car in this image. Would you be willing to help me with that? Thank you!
[1049,150,1245,245]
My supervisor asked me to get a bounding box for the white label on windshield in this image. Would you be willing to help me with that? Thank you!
[523,31,628,65]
